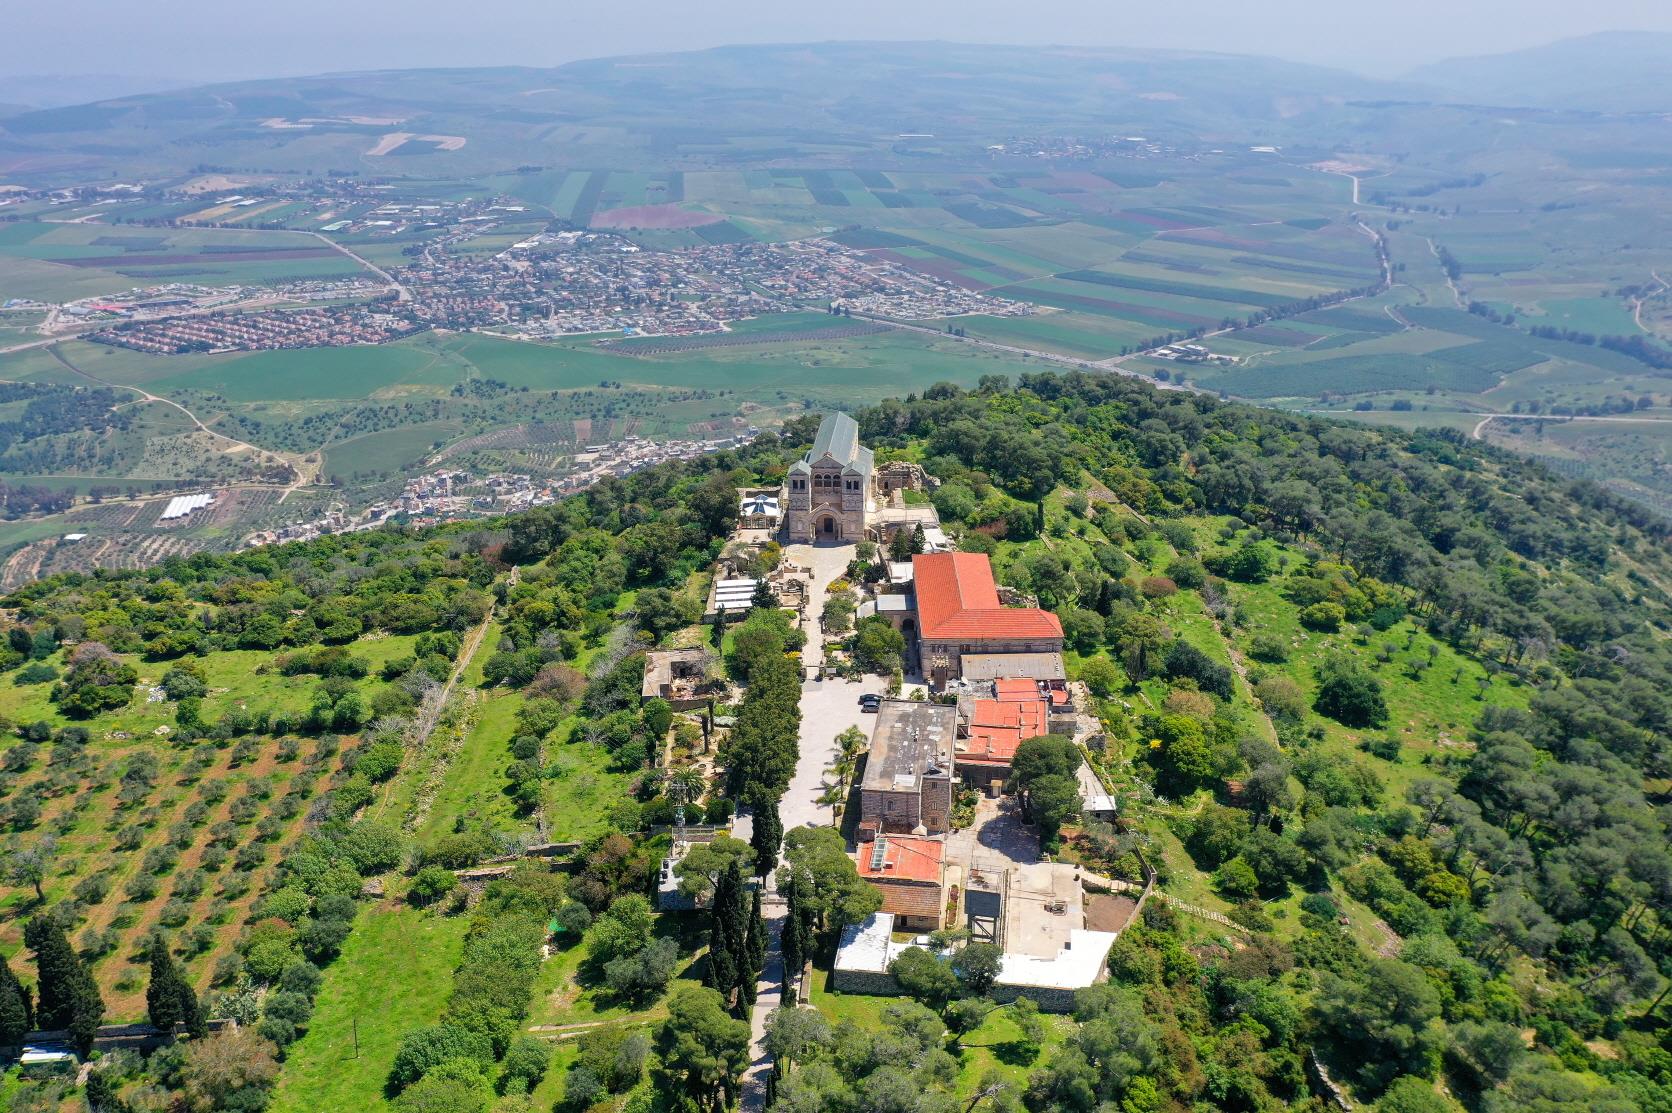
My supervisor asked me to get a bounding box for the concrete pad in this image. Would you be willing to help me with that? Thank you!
[1003,862,1086,959]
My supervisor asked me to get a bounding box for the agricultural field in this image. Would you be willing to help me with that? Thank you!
[0,221,371,300]
[0,630,429,1020]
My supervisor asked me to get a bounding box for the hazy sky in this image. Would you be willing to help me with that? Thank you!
[6,0,1672,83]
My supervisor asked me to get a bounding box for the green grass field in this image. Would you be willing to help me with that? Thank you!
[270,906,470,1113]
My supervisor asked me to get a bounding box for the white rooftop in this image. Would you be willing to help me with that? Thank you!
[995,930,1120,991]
[835,912,1116,994]
[834,912,910,972]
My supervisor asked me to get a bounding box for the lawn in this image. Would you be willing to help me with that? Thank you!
[412,687,524,842]
[807,963,1070,1097]
[270,905,470,1113]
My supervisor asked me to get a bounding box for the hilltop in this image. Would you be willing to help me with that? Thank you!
[0,371,1669,1111]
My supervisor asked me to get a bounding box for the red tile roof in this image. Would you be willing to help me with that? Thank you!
[993,678,1042,702]
[960,698,1050,766]
[855,835,945,883]
[912,552,1063,642]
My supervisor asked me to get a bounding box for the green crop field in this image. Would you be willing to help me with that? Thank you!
[149,344,460,402]
[0,221,372,293]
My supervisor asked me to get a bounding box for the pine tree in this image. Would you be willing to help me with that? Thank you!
[145,935,185,1032]
[749,797,783,879]
[0,952,32,1045]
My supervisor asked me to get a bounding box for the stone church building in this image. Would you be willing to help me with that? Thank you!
[784,411,877,543]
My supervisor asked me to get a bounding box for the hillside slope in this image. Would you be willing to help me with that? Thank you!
[0,373,1670,1111]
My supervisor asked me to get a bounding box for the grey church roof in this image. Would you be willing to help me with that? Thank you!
[793,411,873,477]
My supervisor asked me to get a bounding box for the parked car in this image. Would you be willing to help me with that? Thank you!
[859,693,881,712]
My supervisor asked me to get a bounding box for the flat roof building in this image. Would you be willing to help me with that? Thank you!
[859,699,956,838]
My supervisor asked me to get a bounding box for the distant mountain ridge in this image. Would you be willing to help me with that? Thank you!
[1406,31,1672,113]
[0,36,1664,184]
[0,40,1420,183]
[0,73,192,111]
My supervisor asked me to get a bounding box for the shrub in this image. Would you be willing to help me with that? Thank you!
[1254,675,1307,722]
[1166,557,1206,589]
[1313,655,1389,728]
[389,1023,495,1089]
[410,867,458,907]
[1139,576,1178,599]
[1300,602,1347,632]
[14,662,57,685]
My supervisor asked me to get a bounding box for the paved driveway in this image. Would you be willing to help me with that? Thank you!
[781,675,881,833]
[947,796,1042,876]
[781,540,858,670]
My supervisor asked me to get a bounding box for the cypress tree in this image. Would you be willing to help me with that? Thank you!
[145,935,184,1032]
[24,915,80,1030]
[0,952,32,1044]
[793,870,818,965]
[706,863,738,1004]
[25,914,103,1055]
[725,862,755,1009]
[749,797,783,879]
[181,979,208,1040]
[780,873,804,984]
[85,1069,130,1113]
[67,970,104,1057]
[746,888,765,977]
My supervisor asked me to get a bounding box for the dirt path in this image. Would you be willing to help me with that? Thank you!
[48,344,305,475]
[1632,270,1668,334]
[1426,237,1466,308]
[371,567,511,822]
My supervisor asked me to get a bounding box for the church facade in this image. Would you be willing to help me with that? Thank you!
[784,411,878,543]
